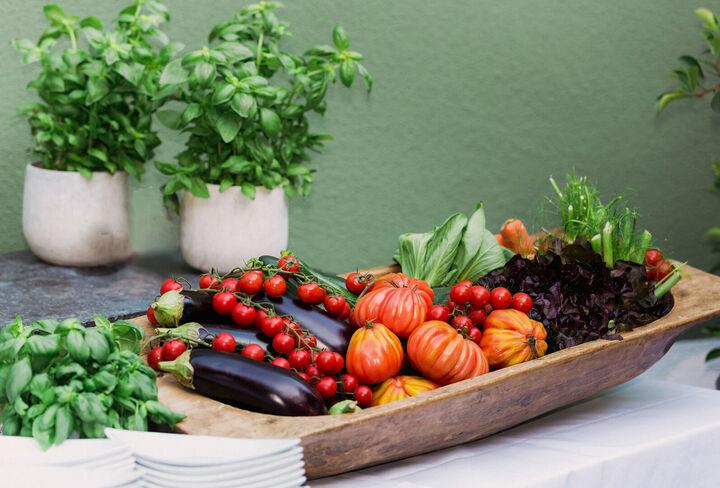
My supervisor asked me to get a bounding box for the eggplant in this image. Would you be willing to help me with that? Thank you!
[152,290,232,327]
[156,323,272,354]
[159,349,326,416]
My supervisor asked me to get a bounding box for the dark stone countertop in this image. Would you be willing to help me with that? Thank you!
[0,250,202,326]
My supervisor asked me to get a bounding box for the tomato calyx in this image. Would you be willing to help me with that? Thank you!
[524,334,539,359]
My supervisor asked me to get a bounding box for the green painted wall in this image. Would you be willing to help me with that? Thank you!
[1,0,719,274]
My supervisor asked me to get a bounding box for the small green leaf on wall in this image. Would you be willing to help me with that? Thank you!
[656,91,690,112]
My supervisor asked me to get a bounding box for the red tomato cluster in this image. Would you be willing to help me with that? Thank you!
[644,249,674,282]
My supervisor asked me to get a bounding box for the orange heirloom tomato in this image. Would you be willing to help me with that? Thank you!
[480,309,548,369]
[407,320,489,386]
[346,322,404,385]
[350,273,434,338]
[371,376,440,407]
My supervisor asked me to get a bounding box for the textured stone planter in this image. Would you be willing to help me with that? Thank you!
[179,184,289,273]
[22,164,131,266]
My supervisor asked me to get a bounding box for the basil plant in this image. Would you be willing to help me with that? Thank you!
[12,1,181,179]
[153,2,372,212]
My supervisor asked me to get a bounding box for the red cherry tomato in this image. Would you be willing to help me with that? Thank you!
[511,292,533,314]
[647,267,656,281]
[315,377,338,399]
[324,295,346,315]
[261,316,283,338]
[160,279,183,295]
[288,349,311,370]
[272,333,295,354]
[427,305,450,323]
[341,374,358,393]
[277,255,300,277]
[296,372,311,382]
[271,357,291,370]
[457,280,473,288]
[490,287,512,310]
[469,286,491,309]
[345,272,369,295]
[644,249,663,267]
[298,334,317,351]
[354,385,372,406]
[450,284,471,305]
[263,275,287,298]
[468,308,486,325]
[297,282,326,304]
[337,302,351,320]
[445,300,458,313]
[212,292,237,315]
[212,332,236,353]
[451,315,473,331]
[316,351,338,374]
[146,306,158,326]
[199,274,219,290]
[161,339,186,361]
[305,365,322,383]
[219,278,241,293]
[254,309,269,328]
[239,270,264,294]
[231,303,256,327]
[283,318,301,333]
[656,261,674,281]
[147,346,163,371]
[241,344,265,361]
[467,326,482,345]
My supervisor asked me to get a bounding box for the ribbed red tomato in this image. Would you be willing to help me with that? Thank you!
[407,320,489,386]
[370,376,439,406]
[346,322,404,385]
[349,273,434,338]
[480,309,548,369]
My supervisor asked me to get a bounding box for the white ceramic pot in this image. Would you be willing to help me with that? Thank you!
[22,164,131,266]
[180,184,289,273]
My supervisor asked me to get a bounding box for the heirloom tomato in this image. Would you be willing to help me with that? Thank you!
[349,273,434,338]
[346,322,404,385]
[480,309,548,369]
[370,376,440,407]
[407,321,489,385]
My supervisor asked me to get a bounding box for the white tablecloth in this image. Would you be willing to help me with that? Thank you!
[312,338,720,488]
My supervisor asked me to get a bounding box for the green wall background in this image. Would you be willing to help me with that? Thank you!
[1,0,719,274]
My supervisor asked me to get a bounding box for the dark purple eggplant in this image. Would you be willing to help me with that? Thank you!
[152,290,232,327]
[159,349,326,416]
[156,323,271,354]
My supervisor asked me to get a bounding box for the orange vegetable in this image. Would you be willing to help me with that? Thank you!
[498,219,535,258]
[480,309,548,369]
[407,321,489,385]
[346,322,404,385]
[371,375,440,406]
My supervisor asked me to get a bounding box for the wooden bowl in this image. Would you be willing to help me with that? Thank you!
[137,262,720,479]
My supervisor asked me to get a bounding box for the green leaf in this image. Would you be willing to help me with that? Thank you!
[695,8,720,34]
[154,161,179,175]
[656,91,690,112]
[79,16,102,30]
[260,108,281,136]
[219,177,234,192]
[418,213,468,287]
[29,373,53,400]
[231,93,256,118]
[396,231,432,280]
[286,163,310,176]
[678,55,705,78]
[194,62,215,86]
[0,338,27,363]
[157,109,183,130]
[711,91,720,112]
[66,329,90,363]
[189,177,210,198]
[340,60,356,87]
[159,59,188,85]
[357,63,373,93]
[54,406,74,445]
[93,315,112,329]
[116,62,143,86]
[333,25,350,51]
[221,155,252,173]
[25,334,60,357]
[6,357,32,403]
[85,329,110,364]
[182,103,204,124]
[85,78,109,104]
[217,113,241,143]
[72,393,106,423]
[241,182,256,200]
[87,148,108,163]
[706,347,720,361]
[111,320,145,353]
[43,5,66,22]
[212,84,236,106]
[32,319,59,334]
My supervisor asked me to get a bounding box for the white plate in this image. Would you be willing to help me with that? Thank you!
[139,451,302,482]
[105,428,299,466]
[80,452,135,470]
[142,466,306,488]
[0,436,129,466]
[136,446,302,475]
[247,473,307,488]
[142,460,304,488]
[0,466,141,488]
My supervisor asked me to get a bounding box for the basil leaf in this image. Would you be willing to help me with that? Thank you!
[55,362,86,378]
[85,370,117,392]
[1,409,21,436]
[25,334,60,357]
[72,393,106,423]
[126,408,147,431]
[66,330,90,363]
[0,364,11,402]
[92,315,112,330]
[131,372,158,401]
[6,357,32,403]
[29,373,53,400]
[54,406,74,445]
[32,319,59,334]
[85,329,110,363]
[0,338,26,362]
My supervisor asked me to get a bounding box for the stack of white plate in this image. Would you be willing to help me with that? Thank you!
[0,437,140,487]
[105,428,306,488]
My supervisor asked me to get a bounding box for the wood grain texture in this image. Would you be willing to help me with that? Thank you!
[137,262,720,480]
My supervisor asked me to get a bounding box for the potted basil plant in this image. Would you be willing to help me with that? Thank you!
[13,1,181,266]
[154,2,372,272]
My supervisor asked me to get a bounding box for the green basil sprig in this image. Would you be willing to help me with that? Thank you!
[12,1,180,179]
[153,2,372,212]
[0,315,184,449]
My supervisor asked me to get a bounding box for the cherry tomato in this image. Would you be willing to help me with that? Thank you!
[490,287,512,310]
[283,318,300,333]
[199,274,219,290]
[254,309,269,329]
[212,332,236,353]
[445,300,458,313]
[354,385,372,406]
[296,372,311,382]
[263,275,287,297]
[316,351,337,374]
[261,316,284,338]
[241,344,265,361]
[272,333,295,354]
[427,305,450,323]
[449,284,471,305]
[341,374,358,393]
[324,295,347,315]
[218,278,240,293]
[315,377,338,399]
[161,339,186,361]
[656,260,674,281]
[160,279,183,295]
[511,293,533,314]
[212,292,237,315]
[305,365,322,383]
[647,267,656,281]
[298,334,317,351]
[337,302,351,320]
[239,270,264,294]
[468,308,486,325]
[271,357,291,370]
[277,255,300,277]
[457,280,473,288]
[451,315,473,331]
[297,282,326,304]
[345,272,369,295]
[147,346,163,371]
[231,303,256,327]
[644,249,663,267]
[288,349,311,370]
[146,306,158,326]
[469,286,491,309]
[467,326,482,345]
